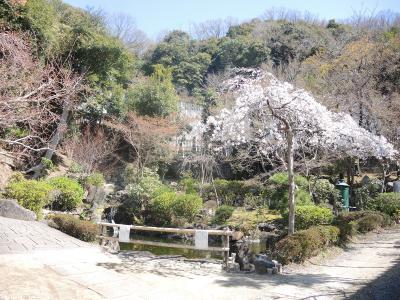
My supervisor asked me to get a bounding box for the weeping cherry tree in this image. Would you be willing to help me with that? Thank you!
[208,69,397,235]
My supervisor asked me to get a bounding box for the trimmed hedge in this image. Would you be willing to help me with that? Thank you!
[148,192,203,226]
[283,205,334,230]
[51,214,98,242]
[334,211,391,241]
[275,225,340,265]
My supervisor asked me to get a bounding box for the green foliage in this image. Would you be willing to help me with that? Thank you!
[243,193,265,210]
[312,179,338,204]
[149,192,203,226]
[122,163,139,186]
[84,172,105,187]
[172,193,203,222]
[275,225,340,265]
[41,157,54,171]
[51,214,97,242]
[365,193,400,217]
[269,172,309,189]
[212,205,235,224]
[265,173,312,212]
[179,173,199,194]
[48,177,84,211]
[226,208,281,234]
[4,126,29,139]
[127,65,178,117]
[24,0,59,52]
[5,175,52,218]
[128,168,164,204]
[353,182,381,210]
[283,205,333,230]
[213,37,270,71]
[334,211,391,241]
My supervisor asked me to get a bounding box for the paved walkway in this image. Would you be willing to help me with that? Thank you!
[0,216,399,299]
[0,216,88,253]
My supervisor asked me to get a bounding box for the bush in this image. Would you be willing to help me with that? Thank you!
[365,193,400,217]
[51,214,97,242]
[48,177,84,211]
[269,172,309,190]
[265,173,312,212]
[128,168,164,204]
[334,211,391,241]
[312,179,339,204]
[179,173,199,194]
[353,181,381,210]
[212,205,235,224]
[283,205,333,230]
[149,192,203,226]
[5,174,52,217]
[173,193,203,222]
[275,225,340,265]
[84,172,105,187]
[243,193,265,210]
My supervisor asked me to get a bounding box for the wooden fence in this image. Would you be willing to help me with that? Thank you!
[97,222,233,265]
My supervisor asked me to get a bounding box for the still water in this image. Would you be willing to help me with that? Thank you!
[119,233,266,259]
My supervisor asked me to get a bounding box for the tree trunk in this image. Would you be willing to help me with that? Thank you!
[287,129,295,235]
[33,104,69,178]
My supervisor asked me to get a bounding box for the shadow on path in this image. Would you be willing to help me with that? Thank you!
[348,257,400,300]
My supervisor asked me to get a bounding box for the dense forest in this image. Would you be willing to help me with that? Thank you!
[1,0,400,239]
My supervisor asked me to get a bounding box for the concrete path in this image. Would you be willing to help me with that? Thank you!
[0,216,399,300]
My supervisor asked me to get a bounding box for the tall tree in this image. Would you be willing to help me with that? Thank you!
[208,69,396,234]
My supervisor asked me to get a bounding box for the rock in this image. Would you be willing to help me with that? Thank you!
[231,231,244,241]
[0,151,14,189]
[230,240,252,270]
[0,199,36,221]
[258,222,277,232]
[225,261,240,272]
[86,185,106,205]
[253,254,281,274]
[204,200,218,209]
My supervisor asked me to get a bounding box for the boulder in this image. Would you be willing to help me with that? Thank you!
[231,231,244,241]
[0,199,36,221]
[258,222,277,232]
[0,151,14,189]
[253,254,282,274]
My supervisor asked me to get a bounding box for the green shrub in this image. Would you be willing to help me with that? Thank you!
[334,211,391,241]
[275,225,340,265]
[128,168,164,204]
[243,193,265,209]
[179,173,200,194]
[269,172,309,190]
[212,205,235,224]
[265,173,312,212]
[41,157,54,171]
[312,179,339,204]
[283,205,333,230]
[356,214,386,233]
[51,214,97,242]
[5,175,52,217]
[48,177,84,211]
[122,163,139,185]
[84,172,105,187]
[365,193,400,217]
[353,181,381,210]
[172,193,203,222]
[149,192,203,226]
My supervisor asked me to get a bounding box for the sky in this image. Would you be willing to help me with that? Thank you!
[63,0,400,39]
